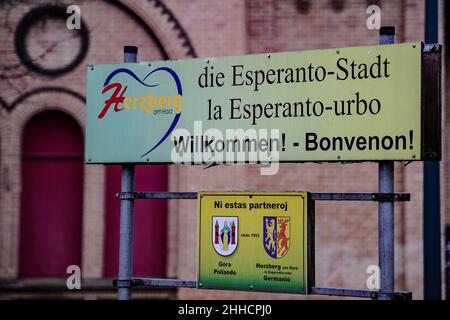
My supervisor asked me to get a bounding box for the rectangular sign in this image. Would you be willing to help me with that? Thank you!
[197,192,313,294]
[86,42,423,163]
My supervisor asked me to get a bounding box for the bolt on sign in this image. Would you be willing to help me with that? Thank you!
[197,192,314,294]
[86,42,433,164]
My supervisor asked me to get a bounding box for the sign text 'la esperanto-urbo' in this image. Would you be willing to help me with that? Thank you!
[85,42,422,164]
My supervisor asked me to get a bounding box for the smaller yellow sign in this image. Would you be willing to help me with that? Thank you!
[197,192,313,294]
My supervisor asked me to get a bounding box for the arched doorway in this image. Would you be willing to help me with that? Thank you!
[19,111,84,277]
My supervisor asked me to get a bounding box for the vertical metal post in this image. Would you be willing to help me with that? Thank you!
[117,46,138,300]
[378,27,395,300]
[424,0,442,300]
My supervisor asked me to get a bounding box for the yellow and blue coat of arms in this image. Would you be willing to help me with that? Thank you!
[263,216,290,259]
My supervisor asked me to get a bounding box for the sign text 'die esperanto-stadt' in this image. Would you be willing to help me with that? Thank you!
[85,42,421,163]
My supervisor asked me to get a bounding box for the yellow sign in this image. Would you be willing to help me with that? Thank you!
[197,192,312,294]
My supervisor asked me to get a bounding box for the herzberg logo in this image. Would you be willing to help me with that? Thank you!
[98,67,183,158]
[212,216,238,257]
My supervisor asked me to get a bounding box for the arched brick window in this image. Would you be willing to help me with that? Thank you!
[19,111,83,277]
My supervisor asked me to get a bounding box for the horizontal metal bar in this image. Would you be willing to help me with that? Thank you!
[117,279,411,299]
[116,192,410,202]
[118,278,196,288]
[311,287,378,299]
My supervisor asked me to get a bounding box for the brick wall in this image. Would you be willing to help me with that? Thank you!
[0,0,446,299]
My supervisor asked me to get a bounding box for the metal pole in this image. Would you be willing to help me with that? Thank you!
[424,0,442,300]
[117,46,138,300]
[378,26,395,300]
